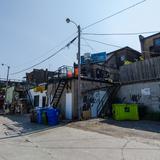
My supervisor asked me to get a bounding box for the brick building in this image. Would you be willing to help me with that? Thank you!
[26,69,55,85]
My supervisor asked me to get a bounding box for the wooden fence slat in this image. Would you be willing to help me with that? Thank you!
[120,57,160,83]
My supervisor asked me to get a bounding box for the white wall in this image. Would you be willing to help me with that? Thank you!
[117,81,160,112]
[29,89,47,107]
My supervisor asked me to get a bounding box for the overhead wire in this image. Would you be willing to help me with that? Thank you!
[9,0,151,76]
[13,32,77,69]
[81,44,94,52]
[10,0,148,75]
[82,38,95,52]
[82,0,147,30]
[70,37,159,58]
[82,37,122,48]
[82,38,160,56]
[72,42,88,53]
[82,31,160,36]
[71,38,94,53]
[10,36,77,75]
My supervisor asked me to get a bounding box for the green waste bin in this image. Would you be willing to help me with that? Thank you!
[112,104,139,120]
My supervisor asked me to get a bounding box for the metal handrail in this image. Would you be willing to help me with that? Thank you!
[97,91,109,115]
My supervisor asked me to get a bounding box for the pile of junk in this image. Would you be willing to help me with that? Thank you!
[30,107,60,126]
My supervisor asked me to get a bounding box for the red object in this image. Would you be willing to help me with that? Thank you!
[67,71,73,78]
[74,68,78,77]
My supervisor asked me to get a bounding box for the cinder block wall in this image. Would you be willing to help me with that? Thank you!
[116,81,160,112]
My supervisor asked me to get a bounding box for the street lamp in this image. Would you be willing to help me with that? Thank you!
[66,18,81,119]
[2,63,10,101]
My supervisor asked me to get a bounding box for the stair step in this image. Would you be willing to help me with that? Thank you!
[54,96,59,99]
[58,86,64,88]
[59,85,65,87]
[50,80,67,106]
[56,93,62,95]
[56,90,62,92]
[58,87,64,89]
[56,91,62,94]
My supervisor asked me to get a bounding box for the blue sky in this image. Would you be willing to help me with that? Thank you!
[0,0,159,80]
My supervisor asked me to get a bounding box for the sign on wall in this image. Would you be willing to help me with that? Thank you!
[141,88,151,96]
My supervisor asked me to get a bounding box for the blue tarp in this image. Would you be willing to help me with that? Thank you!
[81,52,107,64]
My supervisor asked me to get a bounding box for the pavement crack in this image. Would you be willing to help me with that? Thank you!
[121,139,130,160]
[23,136,58,160]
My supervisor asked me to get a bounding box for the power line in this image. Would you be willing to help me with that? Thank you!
[13,32,77,69]
[83,31,159,36]
[10,37,77,75]
[74,38,159,56]
[72,42,88,53]
[82,38,95,52]
[82,0,147,30]
[82,37,122,48]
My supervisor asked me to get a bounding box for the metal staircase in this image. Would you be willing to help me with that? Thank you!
[50,79,67,107]
[97,85,120,117]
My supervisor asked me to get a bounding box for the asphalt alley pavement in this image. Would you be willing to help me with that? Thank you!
[0,115,160,160]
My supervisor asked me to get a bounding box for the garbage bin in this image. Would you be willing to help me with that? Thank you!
[46,108,59,125]
[36,108,43,124]
[112,104,139,120]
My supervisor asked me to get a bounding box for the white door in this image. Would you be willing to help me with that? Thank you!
[66,93,72,120]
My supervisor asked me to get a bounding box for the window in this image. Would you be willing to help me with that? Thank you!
[34,95,39,107]
[154,38,160,46]
[120,55,126,61]
[42,96,46,107]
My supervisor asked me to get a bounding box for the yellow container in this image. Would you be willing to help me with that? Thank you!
[34,86,45,92]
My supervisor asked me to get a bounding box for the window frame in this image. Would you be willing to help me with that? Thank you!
[154,38,160,46]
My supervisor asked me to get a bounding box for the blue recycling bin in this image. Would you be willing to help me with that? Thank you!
[46,108,59,125]
[36,108,42,124]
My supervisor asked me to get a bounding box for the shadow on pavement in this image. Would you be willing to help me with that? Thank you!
[0,114,68,140]
[100,118,160,133]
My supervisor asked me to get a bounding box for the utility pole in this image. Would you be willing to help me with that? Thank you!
[77,25,81,119]
[6,66,10,91]
[66,18,81,119]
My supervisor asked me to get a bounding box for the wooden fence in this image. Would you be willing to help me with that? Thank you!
[120,56,160,83]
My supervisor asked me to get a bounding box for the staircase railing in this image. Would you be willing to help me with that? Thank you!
[97,85,120,117]
[97,91,108,116]
[50,79,67,107]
